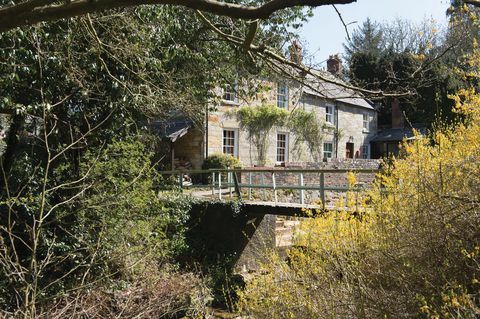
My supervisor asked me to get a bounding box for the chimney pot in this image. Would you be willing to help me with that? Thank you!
[289,39,302,64]
[327,54,343,76]
[391,98,405,129]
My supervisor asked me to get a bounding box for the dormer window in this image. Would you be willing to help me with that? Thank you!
[277,82,288,109]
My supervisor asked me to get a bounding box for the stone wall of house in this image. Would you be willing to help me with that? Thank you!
[336,103,377,158]
[205,79,378,168]
[299,94,377,160]
[207,106,296,167]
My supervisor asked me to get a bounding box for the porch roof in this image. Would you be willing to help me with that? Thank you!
[152,118,193,142]
[371,125,427,143]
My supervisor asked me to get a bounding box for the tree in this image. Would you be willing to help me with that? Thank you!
[288,109,326,162]
[344,18,384,60]
[238,9,480,317]
[344,16,476,126]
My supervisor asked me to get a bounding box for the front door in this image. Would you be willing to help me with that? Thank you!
[346,142,354,159]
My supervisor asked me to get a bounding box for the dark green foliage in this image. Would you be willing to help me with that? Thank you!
[344,17,478,127]
[0,5,313,315]
[202,153,242,170]
[0,136,192,311]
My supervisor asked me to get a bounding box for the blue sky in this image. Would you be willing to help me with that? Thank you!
[298,0,451,65]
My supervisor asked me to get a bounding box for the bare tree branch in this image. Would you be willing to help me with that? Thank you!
[0,0,356,33]
[332,4,351,41]
[243,19,259,50]
[197,11,411,98]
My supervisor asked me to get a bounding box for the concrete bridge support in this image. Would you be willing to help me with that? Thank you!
[187,202,277,273]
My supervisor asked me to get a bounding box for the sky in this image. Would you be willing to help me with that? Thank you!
[298,0,452,65]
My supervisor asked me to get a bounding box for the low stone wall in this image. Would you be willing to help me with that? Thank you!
[285,159,381,170]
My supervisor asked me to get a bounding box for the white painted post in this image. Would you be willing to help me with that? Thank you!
[248,172,252,200]
[218,172,222,200]
[299,172,305,205]
[261,173,265,199]
[211,172,215,197]
[320,172,325,210]
[272,172,277,205]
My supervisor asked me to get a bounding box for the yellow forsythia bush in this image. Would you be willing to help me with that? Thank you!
[237,90,479,318]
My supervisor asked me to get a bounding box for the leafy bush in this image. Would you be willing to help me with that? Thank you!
[78,137,192,276]
[0,136,201,315]
[202,153,242,170]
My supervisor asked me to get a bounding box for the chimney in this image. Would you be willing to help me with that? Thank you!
[391,98,405,129]
[327,54,343,76]
[289,39,302,64]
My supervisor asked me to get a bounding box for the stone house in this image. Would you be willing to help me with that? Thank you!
[166,56,377,169]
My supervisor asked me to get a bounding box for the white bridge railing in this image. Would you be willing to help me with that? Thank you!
[158,168,380,210]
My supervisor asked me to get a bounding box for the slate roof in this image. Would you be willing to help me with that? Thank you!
[302,70,374,110]
[151,118,193,142]
[371,125,427,143]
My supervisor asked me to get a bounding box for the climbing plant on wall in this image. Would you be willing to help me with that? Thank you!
[229,104,288,166]
[288,109,326,162]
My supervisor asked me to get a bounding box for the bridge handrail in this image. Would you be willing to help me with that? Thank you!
[157,168,381,209]
[158,168,380,174]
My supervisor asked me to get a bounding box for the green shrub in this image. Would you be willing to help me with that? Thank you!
[202,153,241,170]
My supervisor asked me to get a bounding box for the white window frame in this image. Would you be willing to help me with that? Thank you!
[277,82,289,109]
[363,113,369,131]
[361,144,370,159]
[325,104,335,125]
[276,132,289,163]
[222,129,238,157]
[323,142,333,159]
[222,82,238,103]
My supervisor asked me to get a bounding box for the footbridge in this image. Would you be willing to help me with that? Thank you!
[158,168,380,217]
[158,167,380,272]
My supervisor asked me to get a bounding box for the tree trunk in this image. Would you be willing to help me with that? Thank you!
[0,114,25,196]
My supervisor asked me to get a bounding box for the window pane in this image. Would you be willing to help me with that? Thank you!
[277,83,288,108]
[363,113,369,129]
[326,105,334,124]
[223,84,237,102]
[323,142,333,158]
[276,133,287,162]
[361,145,369,159]
[223,130,236,156]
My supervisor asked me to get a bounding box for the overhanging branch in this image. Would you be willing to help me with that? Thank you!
[197,8,412,98]
[0,0,355,33]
